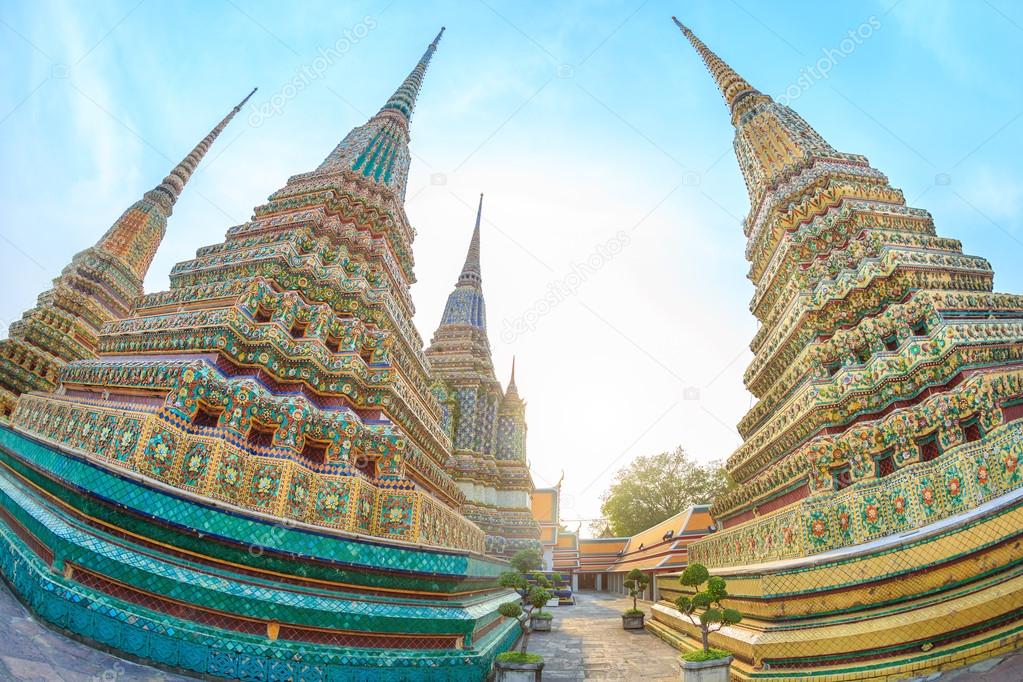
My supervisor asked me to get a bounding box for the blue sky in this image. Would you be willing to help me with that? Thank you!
[2,0,1022,531]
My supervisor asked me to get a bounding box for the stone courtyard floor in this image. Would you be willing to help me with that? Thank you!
[528,591,679,681]
[1,580,1022,681]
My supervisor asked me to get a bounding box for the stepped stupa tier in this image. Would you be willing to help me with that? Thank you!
[645,18,1023,680]
[24,28,470,520]
[0,29,522,680]
[425,196,541,556]
[0,89,254,419]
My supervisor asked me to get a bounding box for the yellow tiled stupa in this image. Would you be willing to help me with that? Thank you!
[646,17,1023,681]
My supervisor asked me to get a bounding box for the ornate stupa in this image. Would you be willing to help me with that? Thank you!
[647,18,1023,680]
[425,195,540,556]
[0,89,254,418]
[0,30,521,680]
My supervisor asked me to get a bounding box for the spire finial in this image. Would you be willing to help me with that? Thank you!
[672,17,760,114]
[146,88,255,215]
[377,27,445,124]
[503,356,520,402]
[457,193,483,286]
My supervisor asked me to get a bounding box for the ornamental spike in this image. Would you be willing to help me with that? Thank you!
[145,87,256,215]
[506,356,519,398]
[376,27,444,124]
[144,86,255,213]
[672,17,760,114]
[458,193,483,286]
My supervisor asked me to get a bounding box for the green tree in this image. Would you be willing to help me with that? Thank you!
[599,447,731,537]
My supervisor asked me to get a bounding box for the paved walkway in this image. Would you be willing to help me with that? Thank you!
[528,591,679,681]
[1,579,1022,681]
[0,579,190,682]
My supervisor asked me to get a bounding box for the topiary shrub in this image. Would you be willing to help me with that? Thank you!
[498,585,551,659]
[509,548,542,575]
[673,562,742,656]
[499,570,529,601]
[623,568,649,614]
[496,550,555,660]
[527,583,553,619]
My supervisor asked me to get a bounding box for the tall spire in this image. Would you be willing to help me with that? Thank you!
[505,356,519,401]
[0,89,254,417]
[436,192,488,330]
[672,17,837,206]
[317,29,445,200]
[377,27,445,124]
[458,193,483,286]
[144,87,257,215]
[672,17,760,115]
[97,88,256,280]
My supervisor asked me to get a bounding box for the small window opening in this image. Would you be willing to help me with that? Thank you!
[918,435,940,463]
[883,334,899,352]
[355,454,376,479]
[248,421,276,448]
[911,319,929,337]
[962,419,982,443]
[301,439,328,465]
[875,450,896,478]
[193,403,223,429]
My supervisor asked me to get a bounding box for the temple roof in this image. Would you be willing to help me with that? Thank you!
[577,506,714,574]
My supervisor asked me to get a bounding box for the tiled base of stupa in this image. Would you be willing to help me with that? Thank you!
[647,443,1023,680]
[0,425,518,681]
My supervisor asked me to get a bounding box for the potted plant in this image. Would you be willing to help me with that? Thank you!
[672,563,742,682]
[622,568,649,629]
[494,586,550,681]
[548,570,563,606]
[527,578,554,632]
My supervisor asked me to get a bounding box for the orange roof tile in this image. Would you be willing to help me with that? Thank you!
[573,506,714,574]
